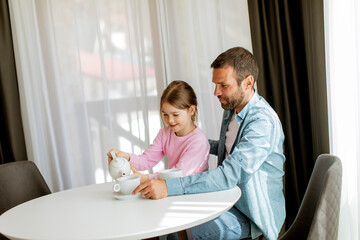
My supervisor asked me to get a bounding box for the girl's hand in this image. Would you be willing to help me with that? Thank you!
[131,164,149,184]
[107,149,130,164]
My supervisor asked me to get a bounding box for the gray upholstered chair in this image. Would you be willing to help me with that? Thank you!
[0,161,51,240]
[0,161,51,215]
[279,154,342,240]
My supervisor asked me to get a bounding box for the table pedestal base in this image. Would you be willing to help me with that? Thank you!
[143,229,193,240]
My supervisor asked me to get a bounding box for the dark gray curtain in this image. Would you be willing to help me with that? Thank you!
[0,0,27,164]
[247,0,329,230]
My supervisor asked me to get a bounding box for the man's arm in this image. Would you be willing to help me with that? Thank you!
[133,113,279,199]
[165,115,277,196]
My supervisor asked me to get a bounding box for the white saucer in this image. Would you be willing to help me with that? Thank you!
[113,192,141,200]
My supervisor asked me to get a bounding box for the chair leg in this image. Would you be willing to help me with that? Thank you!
[177,229,193,240]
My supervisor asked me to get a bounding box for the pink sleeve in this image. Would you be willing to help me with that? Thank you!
[171,137,210,176]
[148,173,157,180]
[129,128,165,171]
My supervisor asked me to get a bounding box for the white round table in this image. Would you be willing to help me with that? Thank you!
[0,182,241,240]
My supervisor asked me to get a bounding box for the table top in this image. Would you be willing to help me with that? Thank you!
[0,182,241,240]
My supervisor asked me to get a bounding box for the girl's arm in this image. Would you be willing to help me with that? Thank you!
[129,128,166,171]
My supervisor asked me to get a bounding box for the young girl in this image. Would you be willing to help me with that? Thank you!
[107,80,209,182]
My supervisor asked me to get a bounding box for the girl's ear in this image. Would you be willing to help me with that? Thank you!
[188,105,196,115]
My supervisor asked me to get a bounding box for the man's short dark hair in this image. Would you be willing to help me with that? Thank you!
[211,47,259,86]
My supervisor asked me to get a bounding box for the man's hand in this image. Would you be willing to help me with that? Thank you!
[133,179,168,199]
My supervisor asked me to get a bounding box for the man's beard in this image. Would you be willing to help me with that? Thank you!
[218,90,244,110]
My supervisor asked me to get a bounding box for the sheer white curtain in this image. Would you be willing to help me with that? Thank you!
[9,0,252,192]
[324,0,360,239]
[155,0,252,169]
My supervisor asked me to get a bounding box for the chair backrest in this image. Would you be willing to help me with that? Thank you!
[279,154,342,240]
[0,161,51,215]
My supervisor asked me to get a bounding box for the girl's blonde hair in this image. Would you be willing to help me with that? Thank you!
[160,80,198,124]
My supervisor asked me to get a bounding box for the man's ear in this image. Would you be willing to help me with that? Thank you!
[243,75,254,90]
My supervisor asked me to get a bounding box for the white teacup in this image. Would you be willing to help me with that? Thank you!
[113,175,140,195]
[159,168,183,180]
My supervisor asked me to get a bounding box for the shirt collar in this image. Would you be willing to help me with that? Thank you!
[236,91,260,121]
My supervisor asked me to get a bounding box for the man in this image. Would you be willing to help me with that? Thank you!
[133,47,285,240]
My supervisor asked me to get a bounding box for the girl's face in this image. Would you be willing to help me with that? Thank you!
[161,102,196,136]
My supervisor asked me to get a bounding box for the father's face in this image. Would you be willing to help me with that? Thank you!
[212,66,245,112]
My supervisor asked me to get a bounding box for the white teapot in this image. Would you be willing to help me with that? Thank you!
[109,151,131,179]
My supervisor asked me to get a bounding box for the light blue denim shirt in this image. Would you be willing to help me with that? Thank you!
[166,92,285,240]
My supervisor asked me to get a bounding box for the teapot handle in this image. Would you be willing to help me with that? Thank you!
[110,151,117,161]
